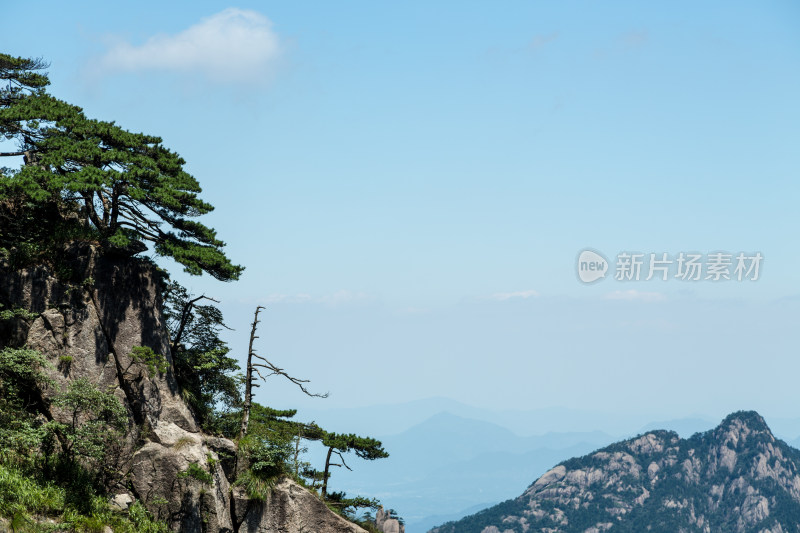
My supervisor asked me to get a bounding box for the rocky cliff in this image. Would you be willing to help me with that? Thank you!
[430,411,800,533]
[0,242,366,533]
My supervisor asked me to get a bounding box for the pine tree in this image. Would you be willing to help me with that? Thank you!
[0,52,242,281]
[321,432,388,498]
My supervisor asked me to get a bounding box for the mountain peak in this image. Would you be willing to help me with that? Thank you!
[718,410,771,433]
[432,411,798,533]
[712,410,775,448]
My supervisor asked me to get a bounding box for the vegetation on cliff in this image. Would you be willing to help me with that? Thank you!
[0,346,170,531]
[0,52,389,532]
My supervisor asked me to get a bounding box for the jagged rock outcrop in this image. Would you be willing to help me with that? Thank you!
[431,411,800,533]
[375,507,405,533]
[0,243,366,533]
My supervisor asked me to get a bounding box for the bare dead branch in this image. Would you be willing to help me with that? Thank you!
[239,305,328,439]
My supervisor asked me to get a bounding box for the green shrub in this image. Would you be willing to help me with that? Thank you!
[178,463,213,485]
[51,378,127,465]
[0,304,38,321]
[126,501,171,533]
[62,495,171,533]
[0,347,53,393]
[234,469,276,501]
[129,346,168,376]
[58,355,74,373]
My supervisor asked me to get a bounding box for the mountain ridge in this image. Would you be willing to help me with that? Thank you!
[430,410,800,533]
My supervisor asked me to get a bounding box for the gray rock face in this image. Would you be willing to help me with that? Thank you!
[236,478,367,533]
[382,519,401,533]
[0,243,364,533]
[2,243,195,432]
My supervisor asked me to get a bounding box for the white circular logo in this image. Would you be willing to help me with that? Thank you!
[577,249,608,283]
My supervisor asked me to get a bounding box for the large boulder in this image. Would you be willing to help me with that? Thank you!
[234,478,367,533]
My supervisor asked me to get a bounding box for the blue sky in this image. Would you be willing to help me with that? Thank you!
[3,2,799,420]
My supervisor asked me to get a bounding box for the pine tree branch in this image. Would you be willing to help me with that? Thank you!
[170,294,219,355]
[332,451,352,471]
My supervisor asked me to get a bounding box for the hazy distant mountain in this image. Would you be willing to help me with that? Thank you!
[406,503,494,533]
[430,411,800,533]
[300,397,800,445]
[298,397,662,437]
[325,412,615,531]
[637,417,717,438]
[383,412,615,468]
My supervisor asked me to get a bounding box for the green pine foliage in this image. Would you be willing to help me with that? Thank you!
[325,491,380,518]
[322,432,389,462]
[0,52,242,281]
[234,403,302,496]
[320,431,389,500]
[228,406,320,496]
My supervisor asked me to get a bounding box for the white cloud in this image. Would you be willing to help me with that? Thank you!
[529,32,558,52]
[318,290,371,306]
[398,306,431,315]
[621,30,648,48]
[97,8,280,84]
[264,293,312,304]
[263,290,371,307]
[616,319,676,330]
[489,290,540,301]
[604,290,666,303]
